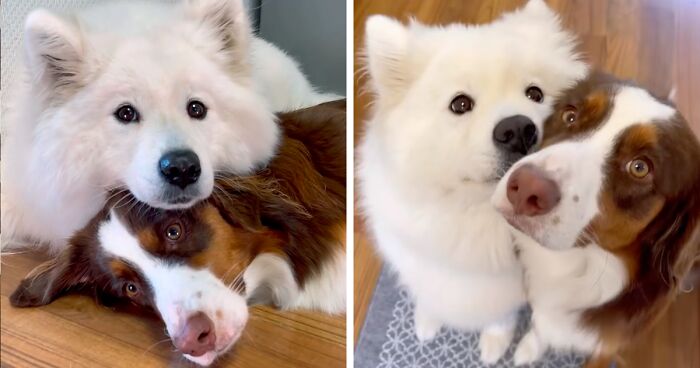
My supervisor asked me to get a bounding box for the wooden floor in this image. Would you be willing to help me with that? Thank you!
[353,0,700,366]
[1,252,345,368]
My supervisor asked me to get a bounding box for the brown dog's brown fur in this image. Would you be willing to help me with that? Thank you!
[581,117,700,362]
[206,99,347,285]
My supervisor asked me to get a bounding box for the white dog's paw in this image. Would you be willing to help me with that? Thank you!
[413,306,440,342]
[479,328,513,364]
[513,330,543,366]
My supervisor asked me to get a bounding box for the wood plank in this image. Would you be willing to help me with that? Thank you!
[1,253,345,368]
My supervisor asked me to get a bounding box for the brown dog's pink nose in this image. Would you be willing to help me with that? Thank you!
[507,164,561,216]
[173,312,216,357]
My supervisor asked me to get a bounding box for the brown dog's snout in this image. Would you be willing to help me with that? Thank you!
[506,164,561,216]
[174,312,216,357]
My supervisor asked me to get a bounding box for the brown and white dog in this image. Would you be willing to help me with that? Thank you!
[10,100,347,366]
[492,73,700,367]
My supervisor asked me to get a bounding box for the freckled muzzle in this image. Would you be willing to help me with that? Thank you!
[506,164,561,216]
[173,311,216,357]
[166,302,247,366]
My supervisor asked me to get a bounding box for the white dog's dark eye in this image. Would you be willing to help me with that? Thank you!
[114,104,140,123]
[525,86,544,103]
[187,100,207,120]
[450,94,474,115]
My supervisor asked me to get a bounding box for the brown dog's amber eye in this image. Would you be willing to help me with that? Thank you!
[124,282,139,297]
[166,223,182,240]
[450,94,474,115]
[561,107,577,125]
[627,158,651,178]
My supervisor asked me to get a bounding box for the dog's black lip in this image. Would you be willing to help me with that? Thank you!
[167,196,195,204]
[462,176,500,185]
[160,184,203,205]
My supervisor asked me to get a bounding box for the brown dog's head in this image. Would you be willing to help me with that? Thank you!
[492,72,700,350]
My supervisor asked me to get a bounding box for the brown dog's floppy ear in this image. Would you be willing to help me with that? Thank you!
[210,180,265,231]
[674,220,700,290]
[10,243,90,308]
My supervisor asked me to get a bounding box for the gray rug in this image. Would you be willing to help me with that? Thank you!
[355,267,587,368]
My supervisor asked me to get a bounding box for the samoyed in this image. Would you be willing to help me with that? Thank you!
[1,0,335,251]
[358,0,587,363]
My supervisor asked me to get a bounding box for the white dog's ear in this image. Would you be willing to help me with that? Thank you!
[521,0,555,17]
[365,15,410,101]
[24,9,85,99]
[502,0,560,28]
[184,0,252,76]
[667,85,677,104]
[502,0,589,83]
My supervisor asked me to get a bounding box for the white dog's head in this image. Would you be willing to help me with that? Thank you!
[23,0,279,209]
[364,0,587,189]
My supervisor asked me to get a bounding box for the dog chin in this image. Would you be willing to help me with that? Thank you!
[495,208,545,244]
[462,168,504,185]
[131,190,207,210]
[184,351,218,366]
[182,332,241,367]
[156,196,203,210]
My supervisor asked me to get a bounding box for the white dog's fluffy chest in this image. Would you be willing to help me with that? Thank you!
[360,137,525,329]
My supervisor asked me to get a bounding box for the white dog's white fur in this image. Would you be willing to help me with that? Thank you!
[491,86,677,364]
[1,0,335,252]
[358,0,587,363]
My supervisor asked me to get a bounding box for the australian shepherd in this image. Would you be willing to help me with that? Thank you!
[492,73,700,367]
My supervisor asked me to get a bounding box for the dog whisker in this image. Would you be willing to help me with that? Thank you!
[141,337,172,357]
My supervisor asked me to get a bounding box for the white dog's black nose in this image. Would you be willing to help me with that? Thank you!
[159,150,201,189]
[493,115,538,156]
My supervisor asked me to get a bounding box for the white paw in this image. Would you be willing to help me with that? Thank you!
[414,309,440,342]
[513,330,543,366]
[479,329,512,364]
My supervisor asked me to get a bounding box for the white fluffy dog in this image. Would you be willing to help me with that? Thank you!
[1,0,334,252]
[358,0,587,363]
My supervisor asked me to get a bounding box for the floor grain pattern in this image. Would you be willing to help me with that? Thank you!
[353,0,700,366]
[1,252,345,368]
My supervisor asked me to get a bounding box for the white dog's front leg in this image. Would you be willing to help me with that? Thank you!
[413,302,441,342]
[513,327,545,365]
[479,312,517,364]
[0,195,22,251]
